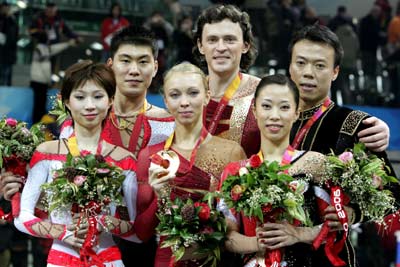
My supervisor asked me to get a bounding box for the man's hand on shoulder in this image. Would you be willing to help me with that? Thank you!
[358,117,389,152]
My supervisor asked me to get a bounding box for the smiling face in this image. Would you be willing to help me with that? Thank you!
[289,39,339,110]
[253,84,299,144]
[107,44,158,99]
[164,72,210,128]
[197,19,249,76]
[65,80,112,130]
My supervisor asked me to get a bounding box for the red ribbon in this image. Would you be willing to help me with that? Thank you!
[1,155,28,220]
[80,216,104,267]
[313,185,348,267]
[168,255,177,267]
[264,249,281,267]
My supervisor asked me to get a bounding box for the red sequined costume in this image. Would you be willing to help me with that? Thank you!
[136,136,246,267]
[205,73,260,157]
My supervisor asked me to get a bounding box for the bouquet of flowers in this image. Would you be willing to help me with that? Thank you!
[156,194,227,267]
[41,152,126,264]
[313,142,398,266]
[220,156,310,225]
[324,142,397,222]
[220,155,310,267]
[0,117,45,220]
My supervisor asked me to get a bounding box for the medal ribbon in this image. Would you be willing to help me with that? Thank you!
[207,73,242,134]
[164,126,209,173]
[257,145,295,173]
[291,97,332,149]
[67,132,103,157]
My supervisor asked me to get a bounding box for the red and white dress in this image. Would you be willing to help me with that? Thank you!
[14,146,139,267]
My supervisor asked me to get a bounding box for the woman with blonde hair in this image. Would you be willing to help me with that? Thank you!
[136,62,246,267]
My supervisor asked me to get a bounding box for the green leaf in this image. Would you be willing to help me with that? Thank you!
[174,246,185,261]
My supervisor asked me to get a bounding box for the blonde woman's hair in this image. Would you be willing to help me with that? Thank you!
[163,62,208,93]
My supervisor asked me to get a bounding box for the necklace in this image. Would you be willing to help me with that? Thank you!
[110,115,136,130]
[110,100,148,130]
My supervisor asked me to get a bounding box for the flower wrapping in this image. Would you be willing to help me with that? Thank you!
[156,194,227,267]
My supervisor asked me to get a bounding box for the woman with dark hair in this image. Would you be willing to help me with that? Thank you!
[14,60,138,267]
[219,74,354,267]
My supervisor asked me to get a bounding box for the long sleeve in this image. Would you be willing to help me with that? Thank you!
[14,159,67,240]
[132,146,162,242]
[49,42,70,57]
[111,169,140,242]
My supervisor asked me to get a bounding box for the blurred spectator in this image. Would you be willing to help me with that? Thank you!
[328,5,355,32]
[292,0,307,21]
[333,24,359,103]
[359,4,382,77]
[0,198,12,267]
[264,0,297,70]
[388,3,400,46]
[172,15,195,64]
[100,2,130,62]
[209,0,246,7]
[386,0,400,107]
[375,0,392,41]
[163,0,183,27]
[300,6,323,26]
[29,1,81,72]
[0,2,18,86]
[144,11,174,93]
[30,31,75,123]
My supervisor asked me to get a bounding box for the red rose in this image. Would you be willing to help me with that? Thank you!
[80,150,91,156]
[261,204,272,214]
[230,184,244,201]
[194,202,211,222]
[103,197,111,205]
[5,118,17,127]
[248,155,262,168]
[224,163,241,176]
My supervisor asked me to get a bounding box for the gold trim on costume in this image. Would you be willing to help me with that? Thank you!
[339,110,368,136]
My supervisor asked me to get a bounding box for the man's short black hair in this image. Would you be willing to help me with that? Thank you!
[289,24,344,68]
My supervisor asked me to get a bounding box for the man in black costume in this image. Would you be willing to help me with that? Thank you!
[288,24,398,267]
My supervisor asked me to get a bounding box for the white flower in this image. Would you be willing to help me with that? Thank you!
[239,167,249,176]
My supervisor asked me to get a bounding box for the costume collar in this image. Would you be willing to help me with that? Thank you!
[299,100,334,120]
